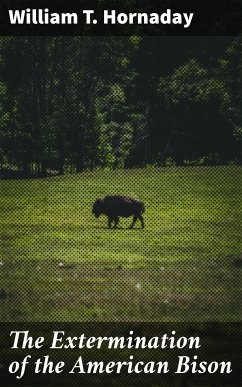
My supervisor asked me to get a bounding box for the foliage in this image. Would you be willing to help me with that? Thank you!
[0,36,241,176]
[158,59,235,165]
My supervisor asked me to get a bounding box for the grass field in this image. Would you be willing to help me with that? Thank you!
[0,166,242,321]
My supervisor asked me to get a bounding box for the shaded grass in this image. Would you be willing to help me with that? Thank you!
[0,166,242,321]
[0,256,241,321]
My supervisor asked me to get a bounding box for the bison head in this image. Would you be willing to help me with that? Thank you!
[92,198,104,218]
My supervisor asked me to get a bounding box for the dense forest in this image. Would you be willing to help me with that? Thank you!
[0,36,241,177]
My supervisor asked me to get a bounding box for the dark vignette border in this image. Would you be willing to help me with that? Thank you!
[1,322,242,386]
[0,0,241,36]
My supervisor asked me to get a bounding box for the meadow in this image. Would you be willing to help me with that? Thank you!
[0,166,241,321]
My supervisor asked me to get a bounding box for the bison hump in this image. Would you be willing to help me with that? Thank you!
[102,195,142,217]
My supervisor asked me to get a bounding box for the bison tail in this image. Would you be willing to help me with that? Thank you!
[141,203,145,214]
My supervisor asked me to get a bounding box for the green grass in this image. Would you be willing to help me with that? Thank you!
[0,166,242,321]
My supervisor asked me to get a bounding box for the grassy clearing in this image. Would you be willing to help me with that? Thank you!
[0,166,242,321]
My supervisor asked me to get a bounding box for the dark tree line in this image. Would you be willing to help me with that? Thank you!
[0,36,241,177]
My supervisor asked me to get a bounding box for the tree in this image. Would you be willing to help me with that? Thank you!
[158,59,235,165]
[217,37,242,162]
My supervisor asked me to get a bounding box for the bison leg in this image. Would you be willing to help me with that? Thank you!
[114,217,119,229]
[129,215,137,229]
[138,214,144,228]
[108,217,113,229]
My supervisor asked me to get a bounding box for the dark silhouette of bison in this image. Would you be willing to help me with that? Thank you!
[92,195,145,229]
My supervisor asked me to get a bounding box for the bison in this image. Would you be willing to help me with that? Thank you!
[92,195,145,229]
